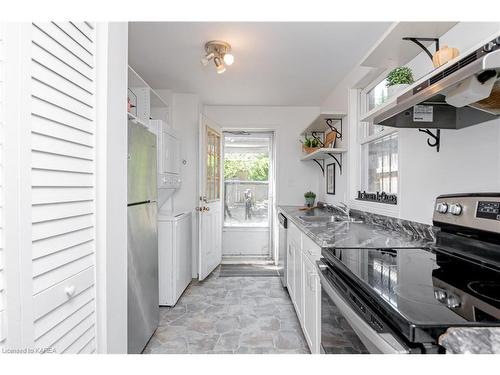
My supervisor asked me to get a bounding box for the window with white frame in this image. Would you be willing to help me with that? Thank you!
[359,74,399,197]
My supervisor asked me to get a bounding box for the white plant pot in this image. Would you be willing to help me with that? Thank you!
[387,84,410,98]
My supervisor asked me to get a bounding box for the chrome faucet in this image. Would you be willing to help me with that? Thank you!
[333,202,350,220]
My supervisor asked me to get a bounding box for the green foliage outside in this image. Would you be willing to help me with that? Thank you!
[224,153,269,181]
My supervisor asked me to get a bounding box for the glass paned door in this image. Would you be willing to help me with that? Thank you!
[223,132,272,228]
[206,127,221,201]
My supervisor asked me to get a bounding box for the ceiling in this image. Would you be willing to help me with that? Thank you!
[128,22,391,106]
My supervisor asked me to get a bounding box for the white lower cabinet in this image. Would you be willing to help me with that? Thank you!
[286,240,295,299]
[285,219,321,354]
[303,255,320,353]
[293,244,303,321]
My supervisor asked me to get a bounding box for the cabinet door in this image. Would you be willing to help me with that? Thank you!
[161,131,180,175]
[286,222,300,305]
[310,271,321,353]
[29,22,98,353]
[286,240,295,300]
[294,244,303,322]
[303,256,321,354]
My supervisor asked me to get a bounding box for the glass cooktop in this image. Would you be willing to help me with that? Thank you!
[322,246,500,342]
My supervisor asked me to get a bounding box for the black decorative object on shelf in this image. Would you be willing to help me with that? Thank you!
[325,118,343,140]
[356,191,397,205]
[310,131,324,147]
[419,128,440,152]
[326,163,335,195]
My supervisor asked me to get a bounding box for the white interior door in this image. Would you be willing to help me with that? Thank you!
[198,115,222,280]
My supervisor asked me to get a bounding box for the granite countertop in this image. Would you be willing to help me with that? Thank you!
[278,205,500,354]
[278,205,435,249]
[439,327,500,354]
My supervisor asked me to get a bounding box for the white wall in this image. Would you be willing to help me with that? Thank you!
[171,94,201,215]
[319,22,500,224]
[205,106,320,262]
[205,106,321,206]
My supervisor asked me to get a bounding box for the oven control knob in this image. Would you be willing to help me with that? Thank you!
[483,41,496,52]
[446,295,461,309]
[436,202,448,214]
[449,204,463,216]
[434,289,447,301]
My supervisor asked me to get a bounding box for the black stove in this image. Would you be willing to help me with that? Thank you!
[319,193,500,353]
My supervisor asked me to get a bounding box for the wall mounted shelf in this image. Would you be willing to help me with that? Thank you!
[301,148,347,175]
[361,22,457,69]
[128,65,171,130]
[301,113,346,136]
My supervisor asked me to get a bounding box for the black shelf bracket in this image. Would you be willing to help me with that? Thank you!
[310,131,325,147]
[402,37,440,62]
[401,37,442,152]
[312,159,325,175]
[327,153,343,174]
[325,118,343,140]
[419,128,441,152]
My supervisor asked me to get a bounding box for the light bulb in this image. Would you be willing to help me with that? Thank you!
[214,56,226,74]
[216,63,226,74]
[223,53,234,66]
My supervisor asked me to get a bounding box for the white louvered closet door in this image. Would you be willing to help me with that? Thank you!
[29,22,97,354]
[0,23,6,350]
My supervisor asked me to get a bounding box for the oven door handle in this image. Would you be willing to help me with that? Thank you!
[316,261,409,354]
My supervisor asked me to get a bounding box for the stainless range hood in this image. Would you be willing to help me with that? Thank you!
[363,33,500,129]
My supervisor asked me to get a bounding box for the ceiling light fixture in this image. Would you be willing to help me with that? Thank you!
[200,40,234,74]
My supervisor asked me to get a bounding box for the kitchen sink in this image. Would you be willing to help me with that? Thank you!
[298,215,363,224]
[298,215,337,223]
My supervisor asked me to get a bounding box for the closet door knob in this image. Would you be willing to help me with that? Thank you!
[65,285,76,298]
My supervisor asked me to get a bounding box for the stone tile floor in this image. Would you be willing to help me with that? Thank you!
[143,267,310,354]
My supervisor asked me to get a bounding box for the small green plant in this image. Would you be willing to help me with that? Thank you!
[304,191,316,199]
[386,67,414,87]
[303,136,320,148]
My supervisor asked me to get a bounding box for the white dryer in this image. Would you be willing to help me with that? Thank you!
[158,212,192,306]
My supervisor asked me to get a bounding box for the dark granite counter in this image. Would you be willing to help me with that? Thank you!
[278,205,435,249]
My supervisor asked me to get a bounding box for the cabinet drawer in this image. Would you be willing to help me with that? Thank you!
[34,266,95,321]
[287,221,302,249]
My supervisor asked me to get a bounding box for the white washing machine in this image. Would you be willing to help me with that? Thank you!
[158,211,192,306]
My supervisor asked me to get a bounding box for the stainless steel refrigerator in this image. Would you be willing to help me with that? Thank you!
[127,121,159,354]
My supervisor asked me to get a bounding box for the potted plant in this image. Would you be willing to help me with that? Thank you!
[304,191,316,207]
[386,67,414,97]
[302,136,321,154]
